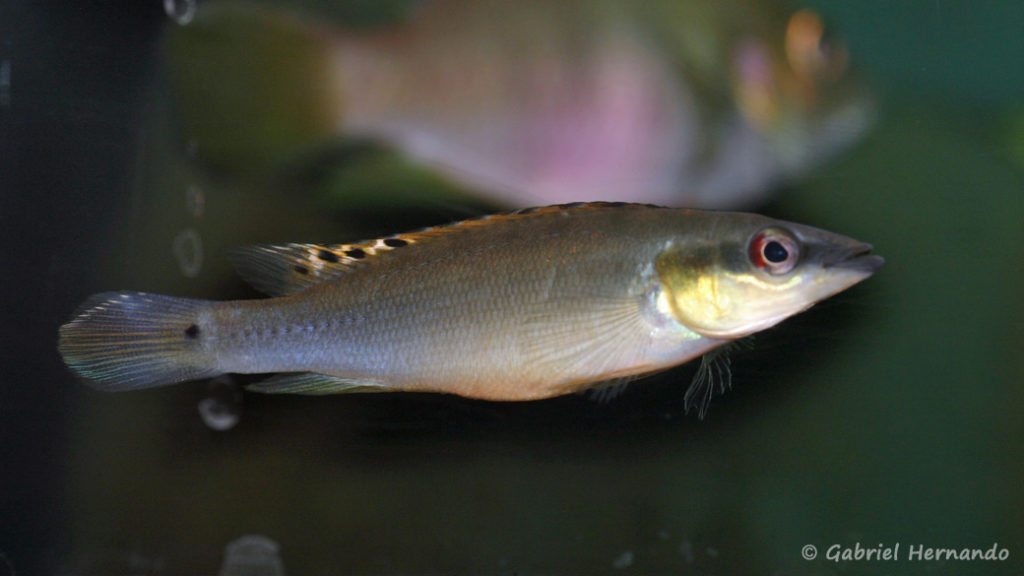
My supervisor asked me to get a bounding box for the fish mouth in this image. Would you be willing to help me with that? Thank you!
[822,242,884,275]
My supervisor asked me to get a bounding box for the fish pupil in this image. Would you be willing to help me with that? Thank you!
[764,240,789,263]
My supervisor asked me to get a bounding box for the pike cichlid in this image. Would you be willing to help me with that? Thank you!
[59,203,882,416]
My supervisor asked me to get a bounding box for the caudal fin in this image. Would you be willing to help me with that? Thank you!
[58,292,221,391]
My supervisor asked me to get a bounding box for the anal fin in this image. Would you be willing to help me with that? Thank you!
[246,372,388,395]
[584,377,639,403]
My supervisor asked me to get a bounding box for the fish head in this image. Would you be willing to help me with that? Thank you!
[655,214,883,339]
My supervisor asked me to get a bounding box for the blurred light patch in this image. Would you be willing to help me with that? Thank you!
[218,535,284,576]
[163,0,874,210]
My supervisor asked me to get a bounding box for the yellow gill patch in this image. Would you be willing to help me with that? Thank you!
[654,243,733,335]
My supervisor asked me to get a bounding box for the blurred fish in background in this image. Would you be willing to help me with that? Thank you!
[162,0,874,210]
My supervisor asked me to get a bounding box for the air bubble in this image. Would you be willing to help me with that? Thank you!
[679,539,694,564]
[185,184,206,217]
[198,376,242,431]
[0,60,10,107]
[173,228,203,278]
[185,138,200,158]
[163,0,197,25]
[218,535,284,576]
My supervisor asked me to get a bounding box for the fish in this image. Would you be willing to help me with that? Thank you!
[58,203,882,416]
[164,0,873,209]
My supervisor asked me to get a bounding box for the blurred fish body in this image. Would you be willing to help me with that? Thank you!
[59,203,882,408]
[165,0,873,209]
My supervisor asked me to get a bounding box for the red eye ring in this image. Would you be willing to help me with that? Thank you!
[749,228,799,275]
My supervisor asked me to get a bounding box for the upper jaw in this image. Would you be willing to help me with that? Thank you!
[821,241,884,275]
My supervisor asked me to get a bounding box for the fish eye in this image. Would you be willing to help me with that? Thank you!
[749,228,800,275]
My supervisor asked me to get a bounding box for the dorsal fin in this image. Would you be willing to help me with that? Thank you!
[228,237,418,296]
[230,202,665,296]
[383,202,667,245]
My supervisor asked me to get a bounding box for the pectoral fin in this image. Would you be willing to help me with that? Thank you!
[518,293,658,391]
[683,337,754,419]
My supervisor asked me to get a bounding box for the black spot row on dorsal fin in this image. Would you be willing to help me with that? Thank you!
[228,236,415,297]
[229,202,667,296]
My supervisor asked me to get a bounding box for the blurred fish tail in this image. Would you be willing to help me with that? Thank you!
[163,2,345,171]
[58,292,220,391]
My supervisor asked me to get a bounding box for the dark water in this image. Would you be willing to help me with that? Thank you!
[3,1,1023,575]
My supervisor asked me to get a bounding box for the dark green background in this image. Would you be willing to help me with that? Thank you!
[2,1,1022,574]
